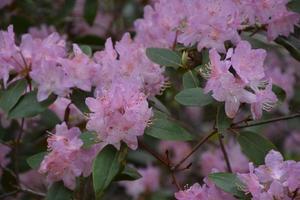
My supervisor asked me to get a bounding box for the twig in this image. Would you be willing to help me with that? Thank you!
[138,140,169,167]
[231,113,300,129]
[0,190,18,199]
[218,134,232,173]
[173,129,217,170]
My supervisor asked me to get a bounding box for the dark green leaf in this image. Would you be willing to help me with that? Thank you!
[146,48,182,69]
[27,152,47,169]
[238,131,276,165]
[145,111,194,141]
[93,145,127,199]
[275,36,300,62]
[272,84,286,103]
[175,88,214,106]
[46,182,72,200]
[84,0,99,25]
[70,89,93,113]
[52,0,76,23]
[0,79,27,113]
[40,110,61,128]
[73,35,105,46]
[79,45,92,57]
[114,166,142,181]
[148,97,171,115]
[288,0,300,13]
[208,172,246,198]
[8,91,57,119]
[80,131,98,149]
[216,105,231,134]
[183,70,200,89]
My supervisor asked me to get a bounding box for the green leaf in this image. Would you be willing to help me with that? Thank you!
[238,131,276,165]
[46,182,72,200]
[79,45,92,57]
[114,166,142,181]
[148,97,171,115]
[70,89,93,113]
[27,152,47,169]
[146,48,182,69]
[216,105,231,134]
[0,79,27,113]
[84,0,99,25]
[93,145,127,199]
[175,88,214,106]
[73,35,105,46]
[208,172,246,198]
[8,91,57,119]
[272,84,286,103]
[52,0,76,23]
[145,111,194,141]
[275,36,300,62]
[288,0,300,13]
[80,131,98,149]
[183,70,200,89]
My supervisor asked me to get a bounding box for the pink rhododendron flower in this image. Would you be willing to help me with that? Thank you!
[0,143,11,177]
[30,60,72,101]
[204,48,256,118]
[284,131,300,154]
[59,44,97,92]
[28,25,57,39]
[231,41,266,84]
[238,150,300,199]
[120,166,160,199]
[39,123,97,190]
[175,178,236,200]
[86,81,152,150]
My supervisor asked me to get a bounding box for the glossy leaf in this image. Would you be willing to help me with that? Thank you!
[84,0,98,25]
[272,84,286,103]
[80,131,98,149]
[27,152,47,169]
[175,88,214,106]
[8,91,57,119]
[208,172,246,198]
[0,79,27,113]
[46,182,72,200]
[146,48,182,69]
[93,145,127,199]
[216,105,231,134]
[275,36,300,62]
[183,70,200,89]
[145,111,194,141]
[114,166,142,181]
[238,131,276,165]
[288,0,300,13]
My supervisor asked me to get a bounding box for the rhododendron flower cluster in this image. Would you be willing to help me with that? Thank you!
[135,0,300,51]
[39,123,97,190]
[204,41,278,118]
[238,150,300,199]
[175,178,235,200]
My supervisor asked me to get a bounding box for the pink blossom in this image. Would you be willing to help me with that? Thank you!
[30,60,72,101]
[39,123,97,190]
[59,44,96,92]
[231,41,266,84]
[86,81,152,150]
[238,150,300,199]
[204,49,256,118]
[175,179,236,200]
[284,131,300,154]
[120,166,160,199]
[28,25,57,39]
[250,81,278,120]
[0,143,11,177]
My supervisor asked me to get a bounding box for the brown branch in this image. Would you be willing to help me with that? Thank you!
[231,113,300,129]
[138,140,169,167]
[172,129,217,170]
[218,134,232,173]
